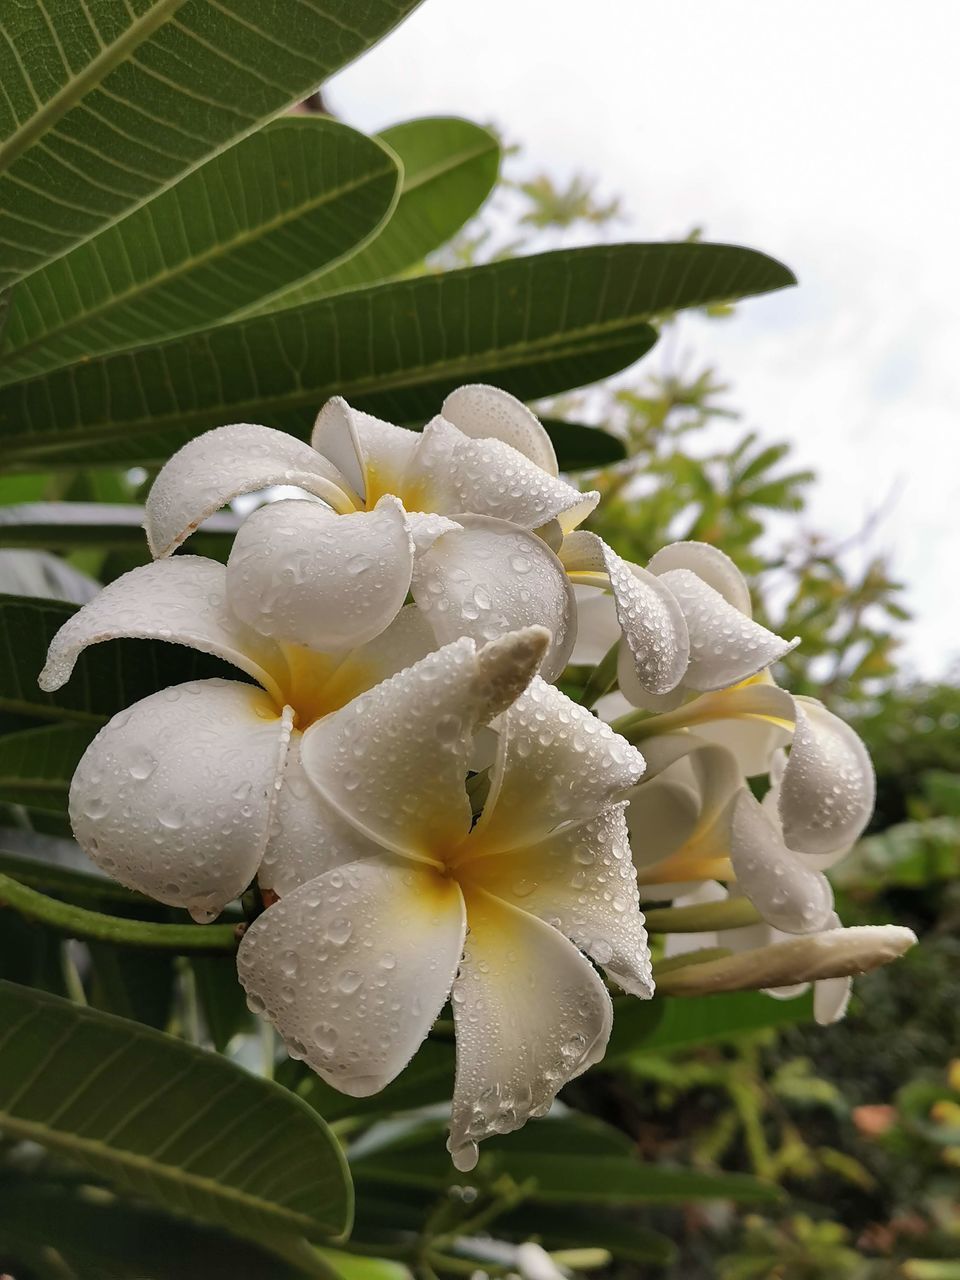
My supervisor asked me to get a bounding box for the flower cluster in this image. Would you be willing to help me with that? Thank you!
[41,384,914,1168]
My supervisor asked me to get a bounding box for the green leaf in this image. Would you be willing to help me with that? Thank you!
[494,1205,676,1266]
[0,501,235,559]
[296,1037,454,1122]
[0,1179,328,1279]
[0,846,152,906]
[540,417,626,468]
[0,0,423,289]
[251,115,500,312]
[0,592,242,729]
[605,990,815,1062]
[0,119,400,381]
[0,720,93,812]
[0,241,793,470]
[0,979,352,1240]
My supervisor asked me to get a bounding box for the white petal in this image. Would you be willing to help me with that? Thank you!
[625,775,701,869]
[69,680,291,919]
[679,680,795,777]
[39,557,287,704]
[311,397,420,504]
[404,511,462,554]
[448,886,613,1171]
[441,384,559,476]
[411,416,598,529]
[464,804,653,997]
[145,423,356,558]
[300,631,547,861]
[616,654,689,712]
[258,734,383,897]
[657,568,799,691]
[237,858,465,1094]
[778,697,875,861]
[560,533,689,696]
[412,516,576,682]
[226,496,413,651]
[569,586,620,665]
[648,541,753,615]
[814,976,853,1025]
[472,677,646,854]
[729,790,835,933]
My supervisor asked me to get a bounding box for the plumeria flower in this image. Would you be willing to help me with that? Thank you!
[575,540,799,710]
[37,516,445,920]
[142,386,695,698]
[623,688,875,935]
[235,627,652,1172]
[659,881,916,1021]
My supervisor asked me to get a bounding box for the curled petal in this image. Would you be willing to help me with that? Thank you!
[657,568,799,691]
[70,680,291,919]
[778,697,875,861]
[145,423,356,558]
[412,416,598,529]
[569,587,620,665]
[258,734,382,897]
[226,496,413,651]
[472,677,646,854]
[729,790,835,933]
[560,533,689,696]
[412,516,576,682]
[465,804,653,997]
[39,557,287,704]
[656,924,916,997]
[648,541,753,615]
[238,858,465,1095]
[678,680,795,777]
[300,631,547,862]
[814,976,853,1025]
[441,384,559,477]
[311,397,420,503]
[448,886,613,1172]
[625,774,702,869]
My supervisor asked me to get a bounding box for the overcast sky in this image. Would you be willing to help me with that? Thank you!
[330,1,959,677]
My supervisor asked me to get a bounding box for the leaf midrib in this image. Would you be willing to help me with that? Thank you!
[4,158,395,367]
[0,0,190,172]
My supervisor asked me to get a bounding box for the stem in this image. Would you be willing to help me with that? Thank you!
[653,946,732,977]
[577,641,620,710]
[0,873,241,952]
[644,897,760,933]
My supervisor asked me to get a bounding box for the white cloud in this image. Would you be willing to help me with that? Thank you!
[330,0,960,675]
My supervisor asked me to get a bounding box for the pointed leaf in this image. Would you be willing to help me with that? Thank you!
[0,119,400,381]
[0,0,423,289]
[0,242,792,469]
[0,980,353,1239]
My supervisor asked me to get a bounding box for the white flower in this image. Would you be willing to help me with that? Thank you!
[37,519,441,920]
[141,387,698,697]
[623,690,875,934]
[575,540,799,709]
[235,629,651,1172]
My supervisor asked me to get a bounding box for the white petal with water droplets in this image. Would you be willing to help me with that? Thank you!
[648,541,753,615]
[258,734,383,897]
[474,677,646,854]
[300,633,546,862]
[657,568,798,691]
[411,416,597,529]
[412,515,576,682]
[728,790,835,934]
[70,679,290,919]
[38,556,287,704]
[311,397,421,503]
[144,423,355,557]
[441,384,559,476]
[464,804,653,997]
[448,886,613,1172]
[561,533,689,696]
[226,496,413,651]
[238,857,466,1095]
[778,697,875,861]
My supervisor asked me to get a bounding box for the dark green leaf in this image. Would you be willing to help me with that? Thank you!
[0,721,95,812]
[0,593,244,729]
[540,417,626,469]
[0,501,236,559]
[0,242,794,470]
[0,119,399,381]
[254,115,500,310]
[0,0,423,289]
[0,979,352,1240]
[494,1204,677,1265]
[193,953,255,1052]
